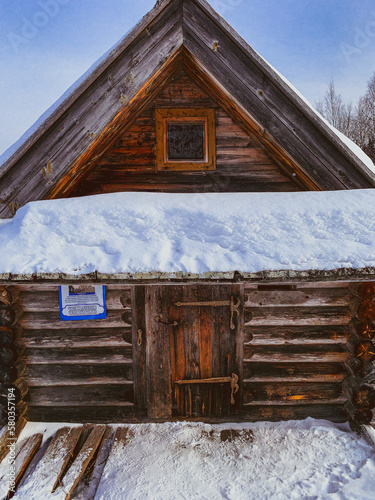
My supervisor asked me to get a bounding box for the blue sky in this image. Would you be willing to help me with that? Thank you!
[1,0,375,156]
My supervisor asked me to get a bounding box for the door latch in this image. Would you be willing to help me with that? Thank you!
[230,373,239,405]
[137,329,143,346]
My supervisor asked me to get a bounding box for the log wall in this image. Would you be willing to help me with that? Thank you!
[343,283,375,426]
[68,71,302,197]
[0,287,27,431]
[16,285,135,423]
[242,282,354,422]
[1,280,373,425]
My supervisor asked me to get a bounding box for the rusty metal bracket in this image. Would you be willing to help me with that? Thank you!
[174,296,240,330]
[229,297,240,330]
[174,373,239,406]
[175,376,232,385]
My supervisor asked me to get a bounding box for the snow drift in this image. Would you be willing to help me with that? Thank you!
[0,190,375,275]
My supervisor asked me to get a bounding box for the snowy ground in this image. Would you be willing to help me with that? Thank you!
[2,419,375,500]
[1,190,375,275]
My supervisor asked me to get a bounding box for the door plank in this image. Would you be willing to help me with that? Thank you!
[145,286,173,419]
[169,287,184,415]
[198,286,213,417]
[183,285,202,417]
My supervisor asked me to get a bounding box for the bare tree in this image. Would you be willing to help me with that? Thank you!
[315,81,354,136]
[351,75,375,162]
[316,76,375,163]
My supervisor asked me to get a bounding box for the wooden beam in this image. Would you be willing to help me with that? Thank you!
[69,426,115,500]
[59,425,107,500]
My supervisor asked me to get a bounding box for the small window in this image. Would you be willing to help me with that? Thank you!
[167,122,205,160]
[155,109,216,171]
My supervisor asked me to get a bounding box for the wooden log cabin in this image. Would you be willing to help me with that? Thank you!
[1,0,375,428]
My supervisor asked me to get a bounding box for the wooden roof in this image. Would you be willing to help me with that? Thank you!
[1,0,375,218]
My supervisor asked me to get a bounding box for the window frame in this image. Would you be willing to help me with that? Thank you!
[155,108,216,171]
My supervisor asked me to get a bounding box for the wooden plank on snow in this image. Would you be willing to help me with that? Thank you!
[70,426,115,500]
[59,425,106,500]
[24,426,83,493]
[110,426,130,450]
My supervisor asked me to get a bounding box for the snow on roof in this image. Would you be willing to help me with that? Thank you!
[1,190,375,276]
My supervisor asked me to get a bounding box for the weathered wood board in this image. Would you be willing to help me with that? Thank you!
[242,282,353,421]
[71,426,115,500]
[145,284,243,419]
[59,425,106,500]
[20,426,83,493]
[16,285,135,423]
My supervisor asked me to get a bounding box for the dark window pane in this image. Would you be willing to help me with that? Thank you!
[167,122,205,160]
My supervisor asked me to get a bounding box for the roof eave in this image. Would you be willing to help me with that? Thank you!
[189,0,375,187]
[0,0,179,179]
[1,267,375,284]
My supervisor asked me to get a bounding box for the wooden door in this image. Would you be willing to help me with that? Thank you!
[145,284,243,419]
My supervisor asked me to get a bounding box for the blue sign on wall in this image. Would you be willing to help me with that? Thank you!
[59,285,106,321]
